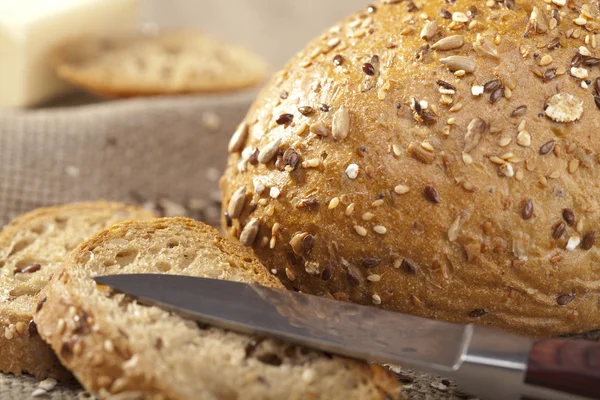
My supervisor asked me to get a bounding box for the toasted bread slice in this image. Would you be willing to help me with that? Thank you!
[53,30,269,97]
[0,202,156,379]
[34,218,401,399]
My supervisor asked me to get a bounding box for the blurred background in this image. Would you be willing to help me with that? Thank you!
[142,0,368,67]
[0,0,372,226]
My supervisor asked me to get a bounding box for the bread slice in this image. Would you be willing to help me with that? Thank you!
[52,30,269,97]
[0,202,156,379]
[34,218,401,399]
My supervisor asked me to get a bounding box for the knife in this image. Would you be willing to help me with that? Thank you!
[94,274,600,400]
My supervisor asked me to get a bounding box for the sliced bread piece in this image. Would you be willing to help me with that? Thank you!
[0,202,156,379]
[53,30,269,97]
[34,218,401,400]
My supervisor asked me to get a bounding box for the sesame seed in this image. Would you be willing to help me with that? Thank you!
[394,184,410,194]
[345,203,355,216]
[345,164,359,179]
[490,156,506,165]
[354,225,368,236]
[362,212,375,221]
[574,17,587,26]
[577,219,584,233]
[367,274,381,282]
[372,294,382,305]
[373,225,387,234]
[328,197,340,209]
[371,199,385,207]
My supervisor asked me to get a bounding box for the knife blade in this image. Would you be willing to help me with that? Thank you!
[94,274,599,400]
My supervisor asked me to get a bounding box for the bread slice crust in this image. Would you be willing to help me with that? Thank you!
[34,218,401,399]
[0,202,155,379]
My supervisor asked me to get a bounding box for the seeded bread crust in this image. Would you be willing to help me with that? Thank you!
[0,202,156,379]
[221,0,600,337]
[33,218,401,400]
[52,30,269,98]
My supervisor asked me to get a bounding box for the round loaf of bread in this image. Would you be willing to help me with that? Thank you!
[221,0,600,337]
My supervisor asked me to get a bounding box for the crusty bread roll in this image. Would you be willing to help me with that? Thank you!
[221,0,600,337]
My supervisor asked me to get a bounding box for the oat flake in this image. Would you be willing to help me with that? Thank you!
[545,93,584,123]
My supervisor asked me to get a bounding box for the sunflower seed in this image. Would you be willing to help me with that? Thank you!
[228,122,249,153]
[227,187,247,218]
[257,139,281,164]
[432,35,464,51]
[420,20,438,40]
[528,7,549,34]
[332,106,350,140]
[464,118,487,152]
[240,218,260,246]
[440,56,476,73]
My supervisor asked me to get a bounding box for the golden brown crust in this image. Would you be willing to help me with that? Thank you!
[0,202,156,379]
[35,218,400,399]
[52,30,270,98]
[221,0,600,337]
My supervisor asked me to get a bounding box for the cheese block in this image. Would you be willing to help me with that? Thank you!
[0,0,139,108]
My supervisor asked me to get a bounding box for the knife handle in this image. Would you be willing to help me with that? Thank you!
[525,338,600,399]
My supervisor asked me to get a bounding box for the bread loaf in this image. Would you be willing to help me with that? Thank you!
[221,0,600,337]
[33,218,401,399]
[0,202,155,379]
[53,30,269,97]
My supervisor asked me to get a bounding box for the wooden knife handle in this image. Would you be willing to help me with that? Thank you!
[525,338,600,399]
